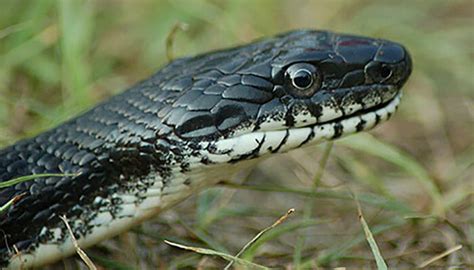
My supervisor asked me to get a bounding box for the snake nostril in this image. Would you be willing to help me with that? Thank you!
[380,65,393,80]
[365,61,395,83]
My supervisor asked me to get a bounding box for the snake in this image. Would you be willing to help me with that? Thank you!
[0,30,412,268]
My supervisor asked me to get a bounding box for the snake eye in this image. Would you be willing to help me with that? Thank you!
[285,63,321,97]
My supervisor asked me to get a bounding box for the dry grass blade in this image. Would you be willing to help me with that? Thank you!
[417,245,463,268]
[166,22,189,62]
[164,240,268,270]
[59,215,97,270]
[224,208,295,270]
[355,197,388,270]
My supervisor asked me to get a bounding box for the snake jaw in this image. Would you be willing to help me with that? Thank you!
[203,81,401,157]
[201,91,401,163]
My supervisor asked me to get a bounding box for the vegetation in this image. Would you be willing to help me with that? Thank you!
[0,0,472,268]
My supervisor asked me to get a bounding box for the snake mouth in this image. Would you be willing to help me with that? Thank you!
[281,90,402,145]
[314,88,402,130]
[202,90,402,163]
[307,91,402,135]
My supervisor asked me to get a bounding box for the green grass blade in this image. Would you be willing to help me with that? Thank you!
[294,142,333,268]
[58,0,93,110]
[339,133,444,216]
[0,173,77,189]
[220,183,415,215]
[0,193,23,213]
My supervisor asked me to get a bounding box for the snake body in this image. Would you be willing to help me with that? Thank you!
[0,30,411,268]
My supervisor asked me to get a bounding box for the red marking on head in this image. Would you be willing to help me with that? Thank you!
[338,40,371,47]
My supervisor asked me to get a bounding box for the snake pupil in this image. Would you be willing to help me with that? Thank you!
[292,69,313,89]
[285,63,320,97]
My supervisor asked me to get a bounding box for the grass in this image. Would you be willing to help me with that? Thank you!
[0,173,77,214]
[0,0,472,269]
[0,173,77,189]
[164,240,269,270]
[355,195,388,270]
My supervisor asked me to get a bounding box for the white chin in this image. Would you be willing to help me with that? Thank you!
[200,92,402,163]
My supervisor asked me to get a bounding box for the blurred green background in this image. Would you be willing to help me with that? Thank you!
[0,0,472,269]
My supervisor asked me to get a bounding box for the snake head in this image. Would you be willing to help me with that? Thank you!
[0,30,412,268]
[154,30,412,161]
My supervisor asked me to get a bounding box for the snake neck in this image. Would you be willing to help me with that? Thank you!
[0,29,411,268]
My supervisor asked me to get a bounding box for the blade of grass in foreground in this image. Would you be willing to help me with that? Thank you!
[0,173,78,214]
[355,197,388,270]
[164,240,268,270]
[0,173,77,189]
[224,208,294,269]
[242,219,328,261]
[60,215,97,270]
[316,220,405,266]
[0,193,25,213]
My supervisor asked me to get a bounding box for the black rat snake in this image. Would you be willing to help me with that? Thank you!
[0,30,412,268]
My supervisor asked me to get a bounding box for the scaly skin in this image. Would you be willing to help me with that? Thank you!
[0,30,411,268]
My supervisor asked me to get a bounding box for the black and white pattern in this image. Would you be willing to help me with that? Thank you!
[0,30,411,268]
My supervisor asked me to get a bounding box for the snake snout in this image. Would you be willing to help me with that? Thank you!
[364,41,412,88]
[397,48,412,87]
